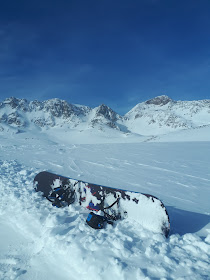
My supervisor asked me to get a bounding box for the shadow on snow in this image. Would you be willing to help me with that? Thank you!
[167,206,210,236]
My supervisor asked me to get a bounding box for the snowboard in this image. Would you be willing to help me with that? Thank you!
[34,171,170,237]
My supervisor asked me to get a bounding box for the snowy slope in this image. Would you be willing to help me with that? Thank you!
[150,124,210,142]
[0,130,210,279]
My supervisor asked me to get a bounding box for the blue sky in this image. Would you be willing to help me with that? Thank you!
[0,0,210,114]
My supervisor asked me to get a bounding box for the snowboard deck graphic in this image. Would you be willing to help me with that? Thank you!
[34,171,170,237]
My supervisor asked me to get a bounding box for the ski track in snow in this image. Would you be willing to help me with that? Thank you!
[0,136,210,279]
[137,162,210,182]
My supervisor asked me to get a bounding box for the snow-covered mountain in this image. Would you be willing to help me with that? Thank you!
[0,95,210,140]
[125,95,210,135]
[0,97,124,132]
[0,97,91,130]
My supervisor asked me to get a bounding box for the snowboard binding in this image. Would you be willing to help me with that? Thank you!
[86,197,122,229]
[48,181,75,207]
[86,212,106,229]
[86,212,114,229]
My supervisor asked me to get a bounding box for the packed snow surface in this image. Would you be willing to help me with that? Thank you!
[0,131,210,280]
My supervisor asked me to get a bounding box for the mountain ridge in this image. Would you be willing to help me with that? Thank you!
[0,96,210,138]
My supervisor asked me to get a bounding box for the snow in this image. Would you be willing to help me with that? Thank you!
[0,128,210,279]
[152,125,210,142]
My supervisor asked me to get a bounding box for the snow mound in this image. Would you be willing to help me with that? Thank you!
[0,159,210,280]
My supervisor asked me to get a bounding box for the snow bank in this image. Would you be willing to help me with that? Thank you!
[0,159,210,280]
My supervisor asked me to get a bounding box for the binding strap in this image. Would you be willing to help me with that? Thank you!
[103,197,120,210]
[101,197,121,221]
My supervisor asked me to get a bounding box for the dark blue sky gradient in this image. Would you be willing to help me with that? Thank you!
[0,0,210,114]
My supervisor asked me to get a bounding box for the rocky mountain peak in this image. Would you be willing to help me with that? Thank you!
[145,95,173,106]
[42,99,79,118]
[2,97,29,111]
[95,104,119,122]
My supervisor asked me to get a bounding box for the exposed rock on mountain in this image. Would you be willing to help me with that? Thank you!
[95,104,119,122]
[89,104,122,130]
[145,95,173,106]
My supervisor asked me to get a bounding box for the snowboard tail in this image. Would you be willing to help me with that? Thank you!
[34,171,170,237]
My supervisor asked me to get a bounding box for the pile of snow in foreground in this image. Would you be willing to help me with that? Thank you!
[0,160,210,280]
